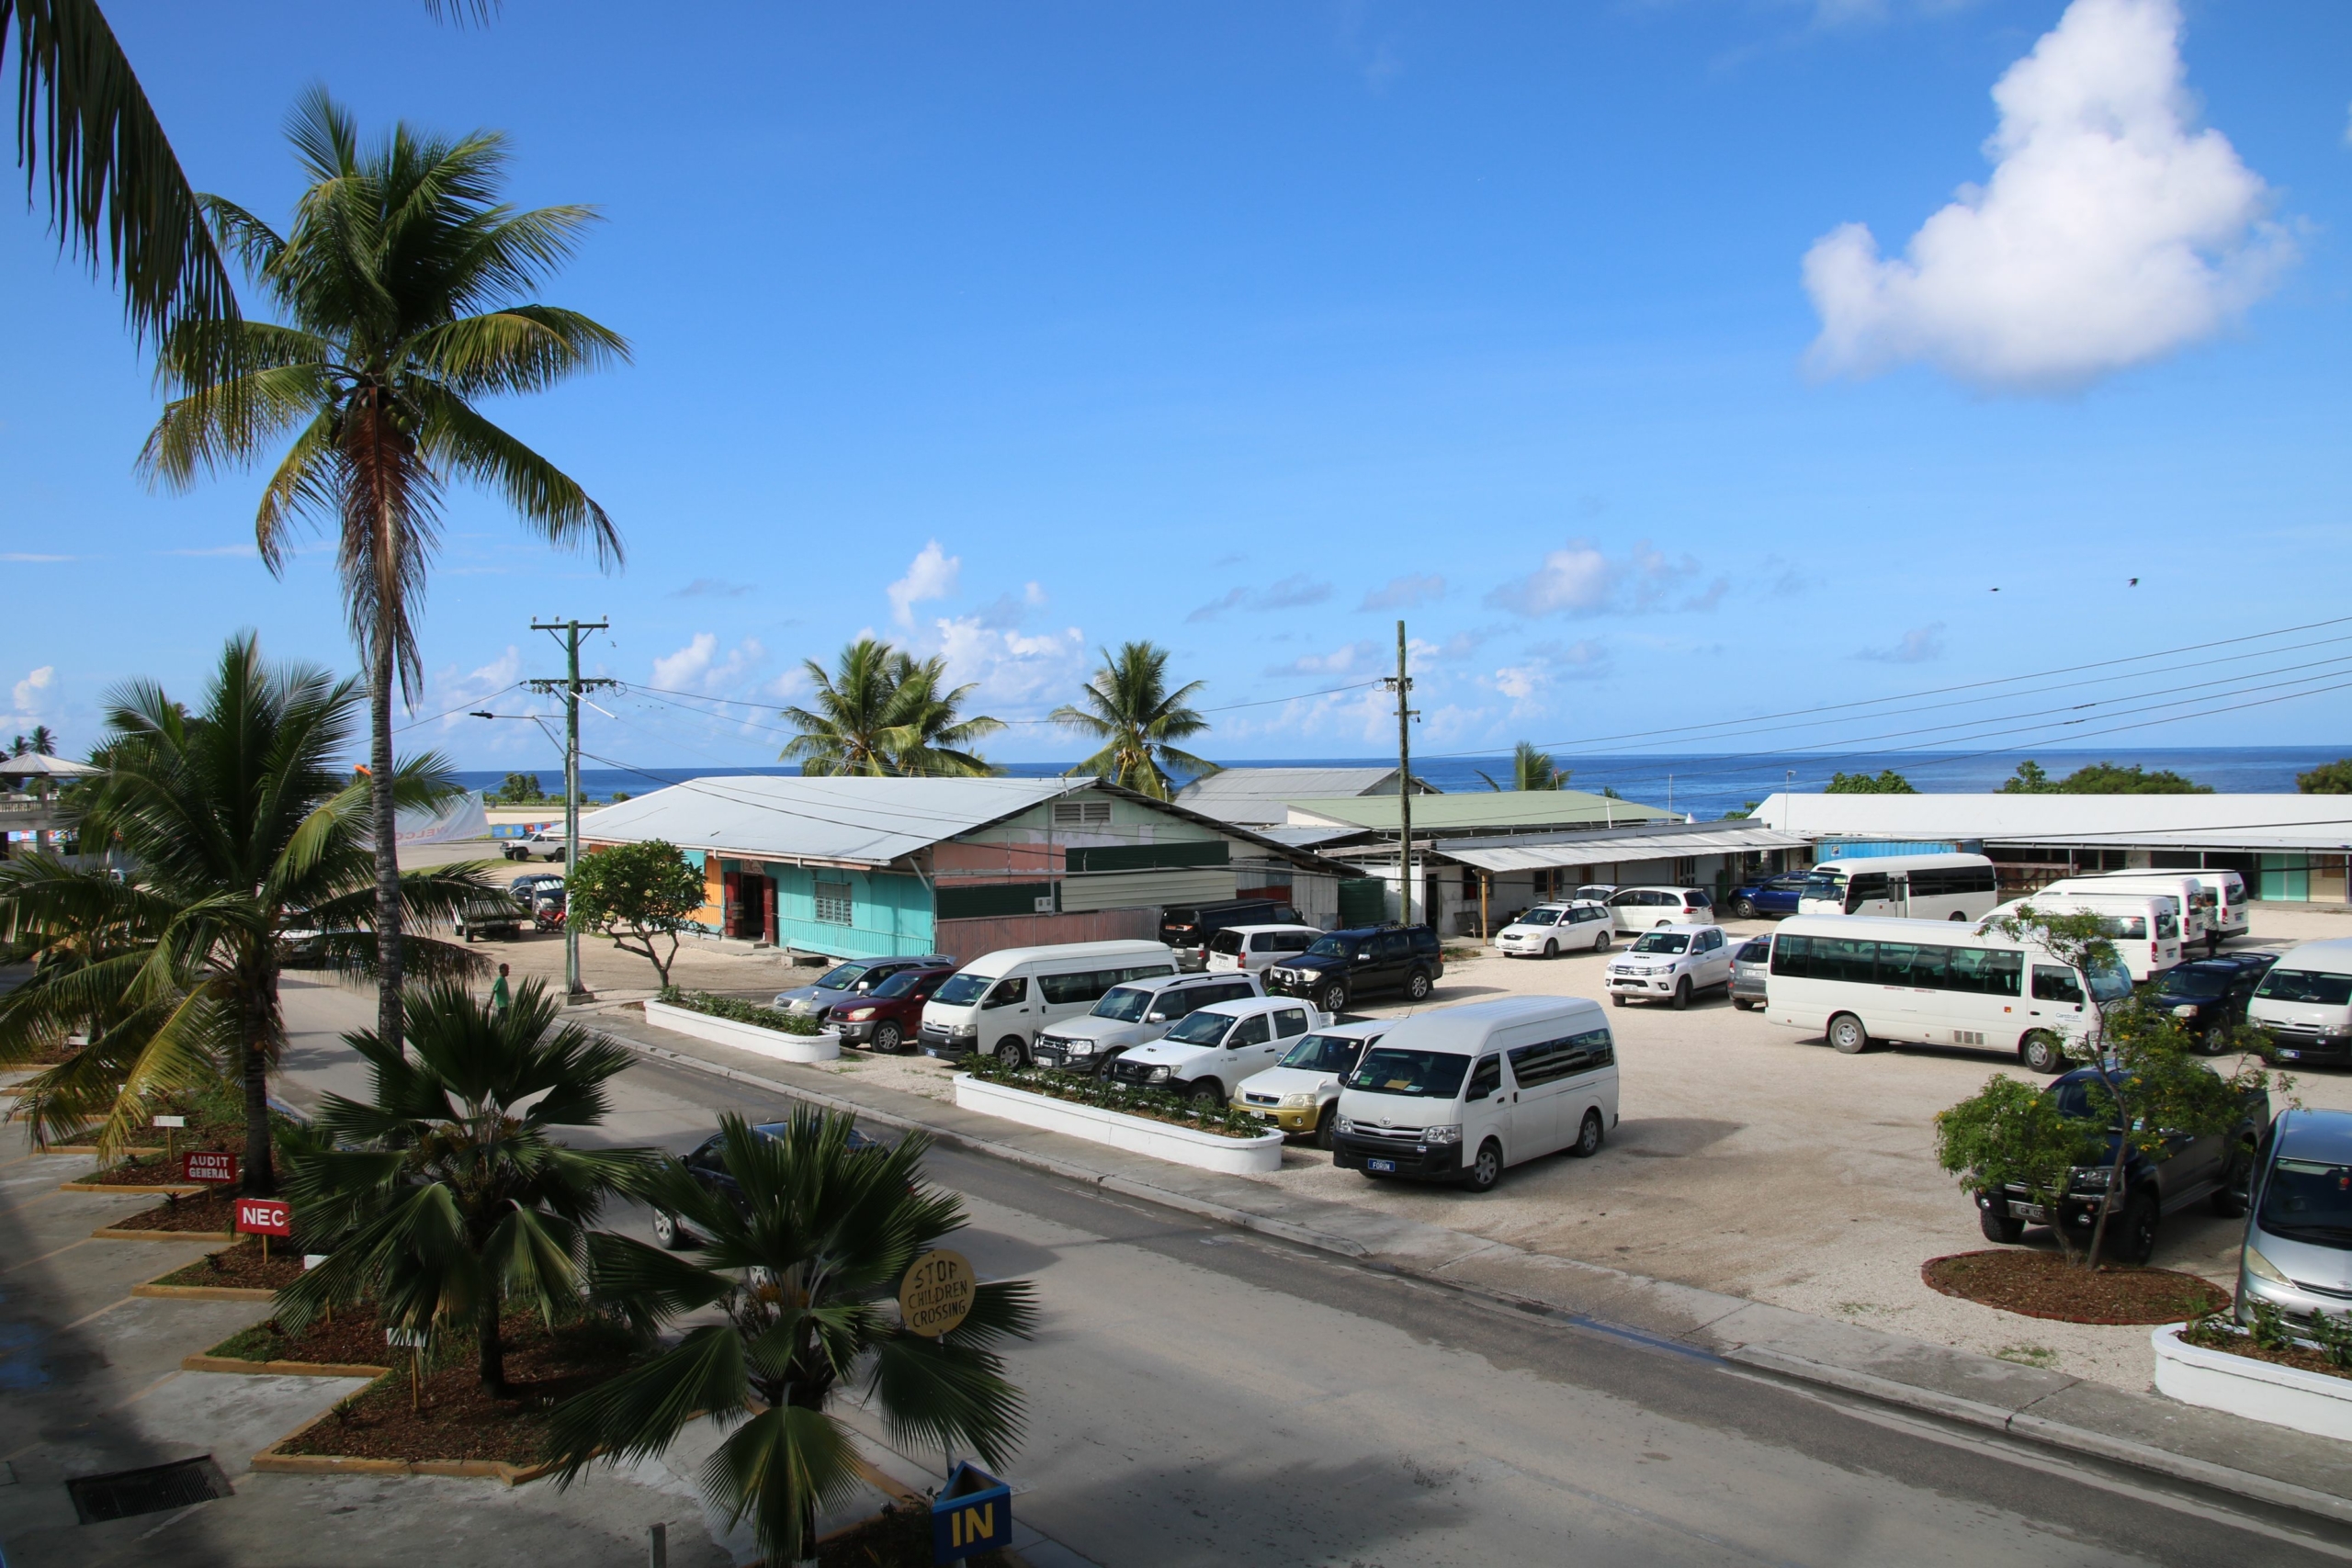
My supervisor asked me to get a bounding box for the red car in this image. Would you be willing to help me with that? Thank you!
[829,963,958,1053]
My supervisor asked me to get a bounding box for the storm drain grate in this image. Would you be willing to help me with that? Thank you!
[66,1456,231,1524]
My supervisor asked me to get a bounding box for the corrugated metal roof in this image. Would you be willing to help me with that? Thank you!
[1175,767,1401,824]
[1754,793,2352,852]
[579,776,1091,866]
[1286,791,1673,833]
[1254,824,1363,850]
[1437,825,1812,872]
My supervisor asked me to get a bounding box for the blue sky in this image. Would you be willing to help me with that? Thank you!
[4,0,2349,773]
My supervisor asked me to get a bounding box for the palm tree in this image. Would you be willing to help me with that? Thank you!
[1476,741,1566,793]
[881,651,1001,777]
[548,1111,1036,1566]
[1051,641,1216,800]
[139,89,627,1056]
[781,639,1002,777]
[0,634,488,1186]
[276,978,659,1394]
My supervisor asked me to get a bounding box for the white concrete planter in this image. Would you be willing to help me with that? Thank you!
[644,1000,841,1064]
[953,1075,1284,1176]
[2152,1325,2352,1441]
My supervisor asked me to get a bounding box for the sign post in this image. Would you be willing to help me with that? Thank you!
[931,1461,1012,1565]
[234,1196,290,1261]
[152,1113,185,1165]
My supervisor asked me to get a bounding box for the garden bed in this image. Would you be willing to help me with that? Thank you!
[645,997,840,1064]
[149,1237,308,1292]
[2154,1323,2352,1439]
[104,1188,245,1235]
[1922,1250,2231,1325]
[2176,1316,2352,1382]
[955,1073,1283,1175]
[202,1306,400,1372]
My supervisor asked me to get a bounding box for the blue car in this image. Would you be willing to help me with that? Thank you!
[1725,873,1809,919]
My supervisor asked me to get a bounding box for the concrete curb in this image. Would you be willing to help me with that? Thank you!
[183,1353,391,1379]
[134,1280,277,1302]
[93,1226,233,1242]
[60,1180,206,1196]
[601,1025,2352,1528]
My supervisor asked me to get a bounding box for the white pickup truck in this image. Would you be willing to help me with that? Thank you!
[1105,996,1328,1105]
[1606,923,1736,1010]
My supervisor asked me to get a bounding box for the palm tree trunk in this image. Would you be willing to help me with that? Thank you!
[478,1291,506,1395]
[241,977,276,1197]
[370,626,405,1054]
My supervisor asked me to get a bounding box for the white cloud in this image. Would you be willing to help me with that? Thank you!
[159,544,257,558]
[1187,575,1333,622]
[1803,0,2292,391]
[1265,639,1380,679]
[887,540,961,627]
[0,552,74,563]
[1487,539,1700,617]
[1857,623,1947,663]
[650,635,766,693]
[1361,573,1445,611]
[934,618,1088,710]
[10,665,56,719]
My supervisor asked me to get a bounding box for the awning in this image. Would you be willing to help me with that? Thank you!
[1441,826,1812,874]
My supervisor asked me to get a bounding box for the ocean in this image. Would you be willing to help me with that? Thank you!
[454,745,2349,824]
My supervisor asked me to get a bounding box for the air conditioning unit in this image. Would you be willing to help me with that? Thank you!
[1034,897,1055,913]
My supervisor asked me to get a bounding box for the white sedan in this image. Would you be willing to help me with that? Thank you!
[1492,901,1614,959]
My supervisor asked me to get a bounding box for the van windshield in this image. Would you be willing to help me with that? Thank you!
[933,974,994,1007]
[1803,871,1845,903]
[2259,1157,2352,1249]
[2086,957,2132,1005]
[1348,1047,1470,1099]
[1631,932,1690,954]
[1091,986,1155,1021]
[2257,970,2352,1007]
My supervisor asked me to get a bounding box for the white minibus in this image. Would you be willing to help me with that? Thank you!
[1766,914,2131,1073]
[2185,870,2250,947]
[918,940,1177,1064]
[1798,854,1999,921]
[2041,873,2215,951]
[1985,892,2182,981]
[1331,996,1618,1192]
[2247,937,2352,1067]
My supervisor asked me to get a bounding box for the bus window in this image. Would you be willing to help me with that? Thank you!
[2031,965,2085,1005]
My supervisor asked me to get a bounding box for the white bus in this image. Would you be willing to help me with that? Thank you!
[1986,892,2182,981]
[1798,853,2000,922]
[1766,914,2131,1073]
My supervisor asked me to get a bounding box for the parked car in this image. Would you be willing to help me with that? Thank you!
[1606,923,1735,1010]
[1262,924,1444,1015]
[650,1121,887,1248]
[1332,996,1619,1191]
[1730,935,1771,1010]
[503,829,568,862]
[1492,901,1613,960]
[1605,886,1714,932]
[1106,997,1326,1105]
[2235,1107,2352,1327]
[2146,953,2279,1055]
[1033,972,1263,1074]
[2247,938,2352,1067]
[1160,899,1302,971]
[509,869,564,902]
[920,941,1179,1063]
[774,953,957,1025]
[1973,1065,2268,1265]
[827,962,958,1053]
[1232,1021,1388,1147]
[1572,884,1616,904]
[1204,923,1321,976]
[1724,874,1808,920]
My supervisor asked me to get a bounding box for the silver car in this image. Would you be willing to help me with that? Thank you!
[1730,935,1771,1010]
[2237,1107,2352,1326]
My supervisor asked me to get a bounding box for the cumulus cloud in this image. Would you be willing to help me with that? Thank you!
[672,578,754,599]
[1802,0,2292,391]
[1186,574,1332,622]
[1485,639,1609,714]
[651,634,765,691]
[1361,573,1445,611]
[1856,623,1947,663]
[1487,540,1701,617]
[11,665,57,718]
[934,617,1088,708]
[1265,639,1380,679]
[887,540,961,627]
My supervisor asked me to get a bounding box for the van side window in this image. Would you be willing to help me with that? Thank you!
[1039,970,1110,1005]
[1227,1014,1272,1047]
[2031,965,2085,1004]
[1274,1008,1308,1036]
[1568,1027,1615,1071]
[1378,931,1410,961]
[1507,1037,1578,1087]
[984,977,1028,1008]
[1465,1055,1502,1102]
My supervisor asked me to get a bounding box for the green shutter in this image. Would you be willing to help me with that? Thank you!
[1064,840,1229,874]
[1337,878,1386,925]
[936,882,1059,920]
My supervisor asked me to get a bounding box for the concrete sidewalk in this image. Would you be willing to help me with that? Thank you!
[590,1004,2352,1530]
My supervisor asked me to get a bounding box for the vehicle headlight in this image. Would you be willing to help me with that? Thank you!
[1422,1125,1463,1145]
[2068,1166,2113,1191]
[2171,1004,2199,1019]
[1281,1092,1316,1109]
[842,1007,875,1021]
[1071,1039,1096,1055]
[1335,1115,1353,1134]
[949,1024,977,1040]
[2245,1246,2291,1285]
[1148,1066,1172,1083]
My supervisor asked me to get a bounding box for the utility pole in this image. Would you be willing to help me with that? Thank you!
[1383,621,1418,928]
[529,619,616,1000]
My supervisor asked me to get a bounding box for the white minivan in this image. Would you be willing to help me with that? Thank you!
[2040,873,2214,952]
[2247,937,2352,1066]
[1332,997,1619,1193]
[1204,923,1322,976]
[918,940,1177,1064]
[1986,892,2183,981]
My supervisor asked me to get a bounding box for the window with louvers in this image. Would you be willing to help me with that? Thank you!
[813,880,853,925]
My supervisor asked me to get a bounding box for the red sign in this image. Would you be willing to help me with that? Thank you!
[182,1150,237,1185]
[234,1198,290,1237]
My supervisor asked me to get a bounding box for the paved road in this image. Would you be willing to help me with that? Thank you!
[270,978,2352,1568]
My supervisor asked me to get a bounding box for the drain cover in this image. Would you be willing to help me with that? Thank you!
[66,1456,231,1524]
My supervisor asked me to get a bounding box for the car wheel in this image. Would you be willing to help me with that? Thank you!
[1611,993,1627,1008]
[1656,919,1673,929]
[1672,977,1692,1011]
[2211,1137,2256,1218]
[871,1021,903,1054]
[1463,1138,1503,1193]
[1977,1198,2025,1246]
[995,1037,1029,1069]
[2199,1024,2227,1056]
[1315,1103,1338,1151]
[650,1210,689,1251]
[1189,1079,1224,1106]
[1542,940,1557,960]
[1593,929,1611,952]
[1827,1012,1870,1055]
[1948,910,1966,921]
[1731,897,1757,919]
[2018,1031,2066,1075]
[1320,983,1350,1015]
[2114,1192,2160,1267]
[1730,997,1750,1011]
[1405,968,1433,1001]
[1568,1108,1604,1159]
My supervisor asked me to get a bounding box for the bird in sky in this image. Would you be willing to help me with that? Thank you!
[2129,577,2140,586]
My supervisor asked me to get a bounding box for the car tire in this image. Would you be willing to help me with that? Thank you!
[1315,1104,1338,1151]
[1731,897,1757,919]
[2018,1031,2066,1075]
[650,1210,689,1251]
[1463,1138,1503,1193]
[2114,1192,2160,1267]
[1730,997,1750,1011]
[1611,993,1627,1008]
[1405,969,1433,1001]
[2211,1137,2256,1218]
[2199,1024,2227,1056]
[872,1021,903,1054]
[1542,940,1557,960]
[1656,919,1673,929]
[1672,978,1692,1011]
[1320,983,1350,1015]
[1189,1079,1224,1106]
[1977,1200,2026,1246]
[1568,1109,1604,1159]
[1593,930,1611,952]
[1827,1012,1870,1055]
[995,1037,1029,1069]
[1948,911,1966,921]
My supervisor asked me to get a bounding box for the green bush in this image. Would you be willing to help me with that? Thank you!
[963,1051,1269,1140]
[655,987,821,1035]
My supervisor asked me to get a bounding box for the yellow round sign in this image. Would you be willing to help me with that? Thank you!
[899,1248,977,1338]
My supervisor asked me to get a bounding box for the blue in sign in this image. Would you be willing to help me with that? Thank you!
[931,1461,1012,1563]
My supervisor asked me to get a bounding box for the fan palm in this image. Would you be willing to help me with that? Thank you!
[1476,741,1566,793]
[0,634,489,1186]
[548,1110,1036,1567]
[138,88,626,1056]
[277,978,659,1393]
[1051,641,1216,800]
[781,638,1002,777]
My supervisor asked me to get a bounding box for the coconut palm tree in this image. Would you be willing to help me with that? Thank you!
[881,651,1001,777]
[1476,741,1566,793]
[1051,641,1216,800]
[781,638,1002,777]
[139,89,627,1056]
[548,1110,1036,1567]
[0,634,488,1187]
[276,978,659,1393]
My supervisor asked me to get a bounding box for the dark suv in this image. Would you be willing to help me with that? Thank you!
[2146,953,2278,1055]
[828,962,958,1054]
[1161,898,1301,971]
[1263,925,1442,1014]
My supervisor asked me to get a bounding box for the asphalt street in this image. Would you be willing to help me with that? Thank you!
[265,976,2352,1567]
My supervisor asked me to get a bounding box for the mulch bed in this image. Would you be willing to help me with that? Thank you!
[279,1314,643,1467]
[820,1503,1014,1568]
[153,1237,307,1292]
[114,1189,246,1232]
[208,1305,400,1370]
[1923,1249,2232,1325]
[2177,1323,2352,1382]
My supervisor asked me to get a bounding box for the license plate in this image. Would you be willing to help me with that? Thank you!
[2280,1050,2301,1060]
[1366,1158,1396,1173]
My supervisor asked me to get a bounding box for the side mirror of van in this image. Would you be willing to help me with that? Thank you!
[1146,1010,1169,1023]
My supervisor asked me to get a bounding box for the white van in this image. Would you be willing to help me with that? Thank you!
[2247,937,2352,1066]
[918,940,1177,1064]
[2185,870,2250,947]
[2041,873,2214,951]
[1798,854,1998,921]
[1204,924,1321,976]
[1332,997,1619,1193]
[1985,892,2182,981]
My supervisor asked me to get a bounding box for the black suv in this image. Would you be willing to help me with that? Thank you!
[2146,953,2279,1055]
[651,1121,886,1248]
[1161,898,1301,970]
[1263,924,1442,1014]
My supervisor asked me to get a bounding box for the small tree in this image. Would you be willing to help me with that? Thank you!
[1934,1077,2106,1261]
[494,772,547,805]
[564,840,706,987]
[1826,769,1917,794]
[2299,758,2352,795]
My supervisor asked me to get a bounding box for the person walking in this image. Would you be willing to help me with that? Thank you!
[491,963,513,1020]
